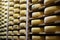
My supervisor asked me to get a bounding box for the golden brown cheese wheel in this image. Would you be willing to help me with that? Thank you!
[31,28,41,33]
[9,26,13,30]
[44,6,60,16]
[13,31,19,35]
[46,36,57,40]
[20,23,26,28]
[20,10,26,16]
[20,4,26,10]
[44,26,56,33]
[20,16,26,22]
[9,16,14,21]
[8,31,13,35]
[14,8,20,12]
[19,36,26,40]
[9,7,14,11]
[44,0,56,6]
[13,14,20,18]
[9,21,14,25]
[13,25,19,29]
[31,19,44,25]
[32,4,43,10]
[14,4,20,8]
[20,0,26,3]
[19,29,26,34]
[9,2,14,6]
[32,0,39,3]
[9,11,14,15]
[44,16,60,23]
[32,12,44,18]
[14,19,20,24]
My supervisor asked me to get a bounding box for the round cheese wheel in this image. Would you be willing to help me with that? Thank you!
[14,4,20,8]
[9,21,14,25]
[9,26,13,30]
[19,29,26,34]
[8,36,12,39]
[20,23,26,28]
[32,4,43,10]
[20,16,26,22]
[46,36,57,40]
[44,6,60,16]
[31,19,44,25]
[32,12,44,18]
[9,11,14,15]
[44,16,60,23]
[9,7,14,11]
[8,31,13,35]
[44,26,56,33]
[13,36,18,39]
[14,0,19,2]
[20,10,26,16]
[32,36,40,40]
[14,19,20,24]
[13,25,19,29]
[14,8,20,12]
[13,31,19,35]
[20,4,26,9]
[9,0,14,2]
[9,16,14,21]
[19,36,26,40]
[20,0,26,3]
[31,28,41,33]
[9,2,14,6]
[13,14,20,18]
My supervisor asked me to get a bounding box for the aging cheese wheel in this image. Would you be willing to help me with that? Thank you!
[9,16,14,21]
[46,36,57,40]
[19,36,26,40]
[31,19,44,25]
[13,14,20,18]
[19,29,26,34]
[9,21,14,25]
[44,26,56,33]
[20,4,26,9]
[9,0,14,2]
[20,16,26,22]
[13,25,19,29]
[32,4,43,10]
[8,31,13,35]
[9,2,14,6]
[14,8,20,12]
[44,6,60,16]
[20,10,26,16]
[31,28,41,33]
[20,0,26,3]
[9,26,13,30]
[13,31,19,35]
[9,7,14,11]
[13,36,18,39]
[14,19,20,24]
[8,36,12,39]
[20,23,26,28]
[32,12,44,18]
[32,0,39,3]
[14,0,19,2]
[44,16,60,23]
[14,4,20,8]
[9,11,14,15]
[32,36,40,40]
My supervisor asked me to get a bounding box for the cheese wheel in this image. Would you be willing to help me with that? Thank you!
[13,36,18,39]
[20,16,26,22]
[31,19,44,25]
[32,28,41,33]
[8,31,13,35]
[32,4,43,10]
[32,0,39,3]
[9,7,14,11]
[20,4,26,9]
[9,21,14,25]
[44,16,60,23]
[9,2,14,6]
[9,26,13,30]
[13,14,20,18]
[13,31,19,35]
[44,26,56,33]
[20,0,26,3]
[14,8,20,12]
[13,25,19,29]
[20,23,26,28]
[9,0,14,2]
[20,10,26,16]
[32,36,40,40]
[19,36,26,40]
[14,19,20,24]
[14,4,20,8]
[32,12,44,18]
[9,11,14,15]
[46,36,57,40]
[19,29,26,34]
[14,0,19,2]
[44,6,60,16]
[8,36,12,39]
[9,16,14,21]
[44,0,56,6]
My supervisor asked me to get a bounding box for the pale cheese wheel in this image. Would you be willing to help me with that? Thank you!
[32,12,44,18]
[19,29,26,34]
[14,0,19,2]
[32,36,40,40]
[31,28,41,33]
[9,26,13,30]
[8,36,12,39]
[9,0,14,2]
[20,23,26,28]
[9,7,14,11]
[14,8,20,12]
[46,36,57,40]
[14,4,20,8]
[44,6,60,16]
[19,36,26,40]
[8,31,13,35]
[9,16,14,21]
[20,4,26,9]
[13,14,20,18]
[44,26,56,33]
[20,0,26,3]
[13,25,19,29]
[20,16,26,22]
[14,19,20,24]
[31,19,44,25]
[44,16,60,23]
[9,21,14,25]
[20,10,26,16]
[13,31,19,35]
[9,2,14,6]
[9,11,14,15]
[13,36,18,39]
[32,0,39,3]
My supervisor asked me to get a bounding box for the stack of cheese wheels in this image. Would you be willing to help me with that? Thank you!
[13,31,19,35]
[20,23,26,28]
[14,8,20,13]
[19,36,26,40]
[14,19,20,24]
[20,10,26,16]
[13,14,20,18]
[8,31,13,35]
[31,19,44,26]
[19,29,26,34]
[46,36,57,40]
[9,11,14,16]
[20,4,26,10]
[14,4,20,8]
[13,25,19,29]
[13,36,19,40]
[8,36,13,39]
[32,12,44,18]
[32,4,44,11]
[20,16,26,22]
[44,26,56,33]
[44,16,60,23]
[44,6,60,16]
[20,0,26,3]
[9,26,13,30]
